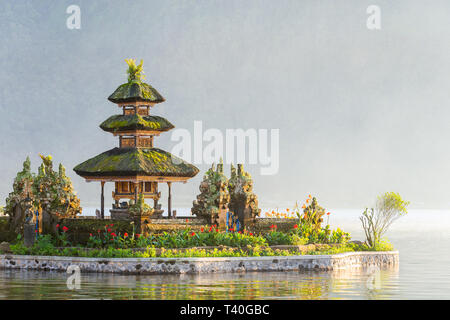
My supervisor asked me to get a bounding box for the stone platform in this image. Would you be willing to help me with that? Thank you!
[0,251,399,274]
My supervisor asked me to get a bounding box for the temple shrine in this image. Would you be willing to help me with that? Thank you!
[74,59,199,220]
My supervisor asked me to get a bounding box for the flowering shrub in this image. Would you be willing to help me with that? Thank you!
[329,228,351,244]
[297,195,327,232]
[290,195,350,244]
[86,225,267,249]
[264,230,307,245]
[86,223,144,248]
[264,208,296,219]
[54,224,71,247]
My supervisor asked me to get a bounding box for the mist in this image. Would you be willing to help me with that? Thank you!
[1,0,450,210]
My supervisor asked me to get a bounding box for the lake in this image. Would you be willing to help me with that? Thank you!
[0,209,449,299]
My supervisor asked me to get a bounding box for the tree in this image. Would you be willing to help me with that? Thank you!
[360,192,409,248]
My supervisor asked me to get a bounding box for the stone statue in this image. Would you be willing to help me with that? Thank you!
[228,164,261,230]
[5,157,35,234]
[5,155,82,237]
[192,161,260,230]
[191,159,230,227]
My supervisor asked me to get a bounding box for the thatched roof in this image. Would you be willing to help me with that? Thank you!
[100,114,174,133]
[108,82,165,104]
[73,148,199,178]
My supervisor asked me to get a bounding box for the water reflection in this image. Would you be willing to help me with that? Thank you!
[0,267,399,300]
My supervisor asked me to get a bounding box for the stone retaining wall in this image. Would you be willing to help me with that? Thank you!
[0,251,398,274]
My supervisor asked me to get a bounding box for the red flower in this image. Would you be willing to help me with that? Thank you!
[107,228,111,233]
[238,231,242,234]
[62,226,68,232]
[191,232,196,236]
[201,227,204,232]
[110,224,114,227]
[249,232,253,236]
[89,233,93,237]
[124,233,128,237]
[56,224,60,228]
[327,212,331,216]
[136,234,140,238]
[209,226,213,232]
[293,224,298,229]
[111,232,117,237]
[97,230,100,233]
[186,219,189,223]
[270,224,274,229]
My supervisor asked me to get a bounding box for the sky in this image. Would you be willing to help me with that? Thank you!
[1,0,450,210]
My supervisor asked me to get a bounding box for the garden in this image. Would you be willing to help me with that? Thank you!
[3,193,406,259]
[0,155,408,260]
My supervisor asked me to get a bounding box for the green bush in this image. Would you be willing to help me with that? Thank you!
[361,192,408,248]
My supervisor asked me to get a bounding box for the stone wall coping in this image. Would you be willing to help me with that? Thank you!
[1,250,398,263]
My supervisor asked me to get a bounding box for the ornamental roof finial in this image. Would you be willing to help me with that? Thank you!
[125,58,145,83]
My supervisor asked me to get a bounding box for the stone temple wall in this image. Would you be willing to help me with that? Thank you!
[0,251,399,274]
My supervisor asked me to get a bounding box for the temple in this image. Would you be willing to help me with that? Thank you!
[74,59,199,219]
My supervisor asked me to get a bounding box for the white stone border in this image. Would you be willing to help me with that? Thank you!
[0,251,398,274]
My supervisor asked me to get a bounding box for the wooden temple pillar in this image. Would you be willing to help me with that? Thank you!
[100,181,105,219]
[167,182,172,219]
[134,182,138,203]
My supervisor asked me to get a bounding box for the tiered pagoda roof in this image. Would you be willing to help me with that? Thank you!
[99,114,174,134]
[108,81,165,104]
[74,59,198,182]
[74,148,198,179]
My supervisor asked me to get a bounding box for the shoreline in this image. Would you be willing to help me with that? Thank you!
[0,251,399,275]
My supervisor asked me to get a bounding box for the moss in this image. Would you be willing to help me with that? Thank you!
[108,82,165,104]
[73,148,199,178]
[100,114,174,133]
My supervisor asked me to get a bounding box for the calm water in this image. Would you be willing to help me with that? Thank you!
[1,209,449,299]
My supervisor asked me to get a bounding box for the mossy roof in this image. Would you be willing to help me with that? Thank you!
[100,114,174,133]
[73,148,199,178]
[108,81,165,104]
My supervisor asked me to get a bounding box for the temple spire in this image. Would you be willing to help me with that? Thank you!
[125,58,145,83]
